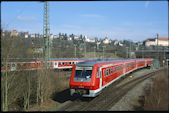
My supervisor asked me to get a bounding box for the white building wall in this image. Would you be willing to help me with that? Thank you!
[103,39,110,44]
[158,40,168,46]
[145,41,156,46]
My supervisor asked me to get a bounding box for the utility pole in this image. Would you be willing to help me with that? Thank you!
[74,44,77,58]
[156,33,159,60]
[83,41,86,57]
[94,46,96,58]
[129,40,132,58]
[163,47,166,67]
[142,47,144,58]
[126,47,128,58]
[43,1,50,67]
[163,47,166,59]
[102,46,106,59]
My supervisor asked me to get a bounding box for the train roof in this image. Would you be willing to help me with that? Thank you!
[75,58,151,67]
[76,59,123,67]
[49,57,124,60]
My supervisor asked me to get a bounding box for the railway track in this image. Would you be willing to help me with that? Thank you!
[59,68,165,111]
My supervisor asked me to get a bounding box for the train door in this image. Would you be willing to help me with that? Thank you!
[54,61,58,69]
[99,68,102,88]
[11,63,16,71]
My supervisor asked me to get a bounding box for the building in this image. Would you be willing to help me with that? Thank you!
[113,40,119,45]
[53,35,57,38]
[30,34,35,38]
[74,35,79,40]
[35,34,40,38]
[144,37,169,47]
[2,32,5,36]
[68,37,72,41]
[84,36,95,43]
[157,37,169,46]
[10,30,18,37]
[136,42,143,47]
[24,32,29,38]
[50,34,54,40]
[112,40,123,46]
[103,37,111,44]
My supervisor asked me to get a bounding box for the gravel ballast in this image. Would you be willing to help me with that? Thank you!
[109,69,156,111]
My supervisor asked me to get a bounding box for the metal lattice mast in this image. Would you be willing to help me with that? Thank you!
[43,1,50,66]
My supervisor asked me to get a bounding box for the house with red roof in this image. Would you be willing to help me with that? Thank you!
[144,37,168,47]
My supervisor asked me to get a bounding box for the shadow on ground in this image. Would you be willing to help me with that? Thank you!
[52,89,73,103]
[51,89,94,103]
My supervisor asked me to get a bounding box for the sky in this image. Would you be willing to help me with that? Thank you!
[1,1,168,42]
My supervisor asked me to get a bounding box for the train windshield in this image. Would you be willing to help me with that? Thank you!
[75,66,93,79]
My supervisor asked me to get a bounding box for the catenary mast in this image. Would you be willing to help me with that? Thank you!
[43,1,51,67]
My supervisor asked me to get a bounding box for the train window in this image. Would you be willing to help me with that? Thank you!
[23,63,27,67]
[62,62,64,65]
[106,69,109,76]
[103,69,106,77]
[12,64,15,67]
[66,62,68,65]
[97,68,100,78]
[69,62,71,65]
[109,68,111,75]
[7,64,10,68]
[34,63,36,67]
[73,62,74,64]
[55,62,57,65]
[110,68,113,74]
[59,62,61,65]
[75,66,93,79]
[29,63,31,67]
[17,63,21,67]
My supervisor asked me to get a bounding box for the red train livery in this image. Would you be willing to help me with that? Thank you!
[69,58,153,97]
[1,58,97,72]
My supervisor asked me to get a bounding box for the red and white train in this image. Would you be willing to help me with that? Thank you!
[69,58,153,97]
[1,58,98,72]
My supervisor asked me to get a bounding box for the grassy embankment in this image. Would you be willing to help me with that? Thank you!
[143,67,168,110]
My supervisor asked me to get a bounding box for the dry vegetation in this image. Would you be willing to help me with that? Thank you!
[1,69,71,111]
[143,68,168,110]
[86,51,119,58]
[1,32,71,111]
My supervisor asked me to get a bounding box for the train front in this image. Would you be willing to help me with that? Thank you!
[69,62,98,97]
